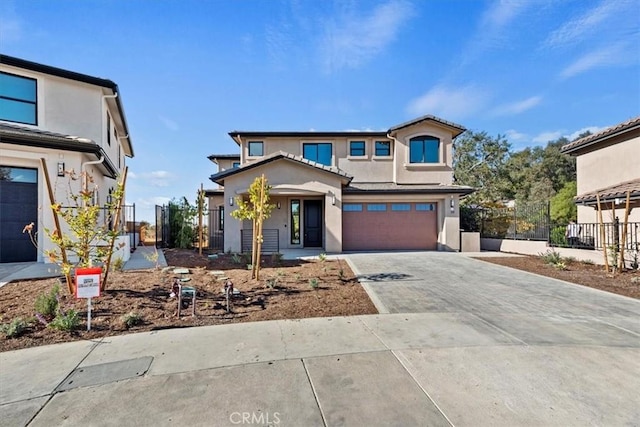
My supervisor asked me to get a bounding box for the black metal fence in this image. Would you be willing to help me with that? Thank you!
[56,203,137,249]
[240,229,279,253]
[155,205,223,250]
[464,202,639,252]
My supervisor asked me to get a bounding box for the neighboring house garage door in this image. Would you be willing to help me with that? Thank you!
[342,202,437,251]
[0,166,38,263]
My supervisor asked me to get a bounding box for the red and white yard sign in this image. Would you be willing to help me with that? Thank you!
[75,267,102,330]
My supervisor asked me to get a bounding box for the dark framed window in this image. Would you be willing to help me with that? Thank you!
[218,206,225,230]
[291,199,300,244]
[410,136,440,163]
[107,114,111,146]
[343,203,362,212]
[232,162,240,168]
[0,166,38,183]
[303,143,332,166]
[375,140,391,156]
[367,203,387,212]
[349,141,365,156]
[0,72,37,125]
[248,141,263,156]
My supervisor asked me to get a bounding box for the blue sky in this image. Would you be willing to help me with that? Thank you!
[2,0,639,222]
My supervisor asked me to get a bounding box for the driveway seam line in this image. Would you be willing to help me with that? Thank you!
[344,256,390,314]
[300,358,328,427]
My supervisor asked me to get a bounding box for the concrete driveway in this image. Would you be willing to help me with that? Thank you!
[346,252,640,425]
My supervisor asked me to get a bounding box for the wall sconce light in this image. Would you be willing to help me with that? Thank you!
[330,192,336,206]
[229,197,234,206]
[57,162,65,177]
[276,202,281,209]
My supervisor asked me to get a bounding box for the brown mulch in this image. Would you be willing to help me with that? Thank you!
[474,255,640,299]
[0,249,377,352]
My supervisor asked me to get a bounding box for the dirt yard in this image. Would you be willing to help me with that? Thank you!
[474,254,640,299]
[0,250,377,352]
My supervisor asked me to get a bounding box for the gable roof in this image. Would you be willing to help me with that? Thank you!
[0,54,134,157]
[388,114,466,138]
[209,150,353,184]
[560,115,640,155]
[0,123,118,178]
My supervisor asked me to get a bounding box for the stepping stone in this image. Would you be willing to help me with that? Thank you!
[208,254,218,259]
[173,268,190,275]
[209,270,225,276]
[178,277,191,282]
[220,287,240,295]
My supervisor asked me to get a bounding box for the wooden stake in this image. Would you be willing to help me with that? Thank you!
[40,158,73,294]
[102,167,128,290]
[596,194,609,272]
[198,183,204,256]
[255,175,266,281]
[619,191,631,271]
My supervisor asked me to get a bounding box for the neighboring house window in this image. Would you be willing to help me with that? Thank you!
[416,203,435,211]
[391,203,410,211]
[248,141,263,156]
[349,141,365,156]
[291,200,300,244]
[410,136,440,163]
[367,203,387,211]
[375,140,391,156]
[107,114,111,146]
[232,162,240,168]
[0,72,37,125]
[303,143,332,166]
[343,204,363,212]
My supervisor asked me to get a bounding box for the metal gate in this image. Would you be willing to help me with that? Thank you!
[155,205,224,251]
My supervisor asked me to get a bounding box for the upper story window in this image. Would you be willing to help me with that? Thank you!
[375,140,391,157]
[107,114,111,146]
[409,136,440,163]
[303,142,332,166]
[349,141,365,156]
[0,72,37,125]
[248,141,263,157]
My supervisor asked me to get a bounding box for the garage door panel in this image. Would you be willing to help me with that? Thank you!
[342,204,437,251]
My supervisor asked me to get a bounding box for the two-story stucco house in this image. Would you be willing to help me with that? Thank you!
[0,54,134,263]
[208,115,474,254]
[560,116,640,224]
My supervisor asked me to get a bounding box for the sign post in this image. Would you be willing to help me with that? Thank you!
[75,267,102,331]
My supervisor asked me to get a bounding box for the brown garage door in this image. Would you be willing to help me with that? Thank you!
[342,202,437,251]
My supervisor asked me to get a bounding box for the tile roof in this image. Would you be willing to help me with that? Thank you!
[345,182,475,195]
[209,151,353,184]
[0,123,118,178]
[560,115,640,154]
[388,114,466,137]
[574,178,640,206]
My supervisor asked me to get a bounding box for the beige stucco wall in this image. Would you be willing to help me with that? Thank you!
[575,134,640,223]
[391,122,455,185]
[222,160,344,253]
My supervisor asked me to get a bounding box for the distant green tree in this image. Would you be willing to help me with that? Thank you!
[550,181,577,224]
[168,197,197,248]
[453,131,511,205]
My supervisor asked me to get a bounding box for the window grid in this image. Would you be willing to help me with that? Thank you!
[303,143,332,166]
[391,203,411,211]
[0,71,37,125]
[248,141,264,157]
[343,203,363,212]
[375,140,391,156]
[416,203,435,211]
[349,141,366,156]
[409,136,440,163]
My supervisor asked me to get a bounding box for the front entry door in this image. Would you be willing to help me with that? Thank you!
[303,200,322,247]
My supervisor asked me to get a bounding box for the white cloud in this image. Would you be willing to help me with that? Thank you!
[406,85,490,120]
[566,125,607,141]
[504,129,528,143]
[492,95,542,116]
[560,41,630,78]
[320,0,414,73]
[481,0,529,29]
[158,115,179,131]
[543,0,623,49]
[140,170,174,187]
[532,131,563,144]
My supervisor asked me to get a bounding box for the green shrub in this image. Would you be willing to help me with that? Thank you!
[0,317,28,338]
[318,253,327,262]
[309,278,319,289]
[121,312,142,329]
[49,309,80,331]
[111,256,125,272]
[35,284,60,319]
[538,249,563,265]
[550,226,568,246]
[581,259,595,265]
